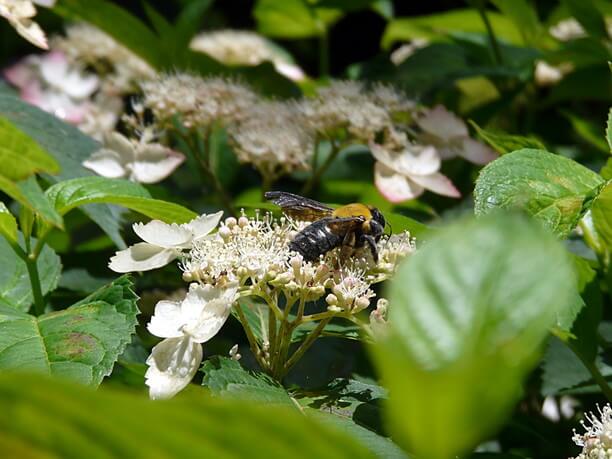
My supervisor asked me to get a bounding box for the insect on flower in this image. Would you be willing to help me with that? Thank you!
[265,191,386,262]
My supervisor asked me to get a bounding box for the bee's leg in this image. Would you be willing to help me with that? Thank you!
[340,231,356,259]
[363,235,379,262]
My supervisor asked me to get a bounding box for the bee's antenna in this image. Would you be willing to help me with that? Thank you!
[385,220,393,236]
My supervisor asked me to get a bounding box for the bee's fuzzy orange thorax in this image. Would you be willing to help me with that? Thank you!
[332,203,372,219]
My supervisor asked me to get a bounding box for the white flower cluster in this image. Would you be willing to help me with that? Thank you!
[572,404,612,459]
[109,209,415,399]
[190,29,305,81]
[0,0,54,49]
[141,73,258,130]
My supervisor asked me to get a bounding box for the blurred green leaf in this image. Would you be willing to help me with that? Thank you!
[254,0,341,38]
[0,235,61,312]
[547,66,612,104]
[53,0,163,68]
[602,158,612,180]
[0,202,17,243]
[0,89,127,248]
[0,117,60,180]
[474,149,604,238]
[0,276,137,385]
[469,120,546,154]
[561,0,608,39]
[490,0,542,46]
[382,9,523,49]
[562,111,610,153]
[0,372,373,459]
[607,107,612,152]
[371,213,576,459]
[58,268,113,293]
[591,180,612,251]
[45,177,197,223]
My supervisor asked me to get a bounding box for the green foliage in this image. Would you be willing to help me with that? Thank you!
[490,0,542,46]
[45,176,197,223]
[0,276,138,385]
[469,120,546,154]
[591,181,612,252]
[370,213,576,459]
[254,0,341,38]
[0,372,373,459]
[474,149,604,238]
[607,107,612,152]
[0,236,61,312]
[0,202,17,243]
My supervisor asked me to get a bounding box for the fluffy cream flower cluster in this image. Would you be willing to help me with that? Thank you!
[109,209,414,398]
[190,29,304,81]
[572,404,612,459]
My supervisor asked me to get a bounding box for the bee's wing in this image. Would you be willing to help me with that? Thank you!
[325,216,365,234]
[265,191,333,221]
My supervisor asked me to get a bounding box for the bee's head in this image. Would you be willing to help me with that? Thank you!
[368,207,385,240]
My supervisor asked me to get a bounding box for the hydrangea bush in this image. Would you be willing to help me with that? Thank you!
[0,1,610,458]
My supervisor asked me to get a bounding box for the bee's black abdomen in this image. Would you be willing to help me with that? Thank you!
[290,220,342,261]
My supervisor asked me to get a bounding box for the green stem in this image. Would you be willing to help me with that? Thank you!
[318,31,330,77]
[301,310,336,323]
[301,140,341,195]
[567,339,612,401]
[282,318,331,378]
[26,257,45,316]
[475,1,503,65]
[235,303,268,371]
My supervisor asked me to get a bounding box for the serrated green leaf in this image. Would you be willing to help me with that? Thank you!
[0,118,60,180]
[0,89,126,247]
[474,149,604,238]
[0,236,61,312]
[469,120,546,155]
[0,202,17,243]
[17,176,64,229]
[371,213,576,459]
[45,176,197,223]
[591,180,612,251]
[0,372,373,459]
[0,276,138,385]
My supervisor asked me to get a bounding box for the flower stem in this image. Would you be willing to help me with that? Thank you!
[281,318,331,378]
[318,30,330,77]
[21,234,45,316]
[301,140,341,195]
[235,302,268,371]
[566,339,612,401]
[474,1,503,65]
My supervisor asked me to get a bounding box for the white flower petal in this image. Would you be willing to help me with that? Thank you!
[396,145,440,176]
[104,132,136,161]
[410,172,461,198]
[459,138,497,165]
[133,220,193,248]
[129,144,186,184]
[274,61,305,81]
[417,105,468,140]
[34,0,56,7]
[181,283,237,343]
[147,300,184,339]
[108,243,178,273]
[10,17,48,49]
[82,148,128,179]
[374,161,424,202]
[145,337,202,400]
[186,211,224,240]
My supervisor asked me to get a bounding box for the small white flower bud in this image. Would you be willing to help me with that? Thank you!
[219,225,232,240]
[225,216,237,228]
[182,272,194,282]
[354,296,371,312]
[327,305,342,313]
[229,344,241,361]
[326,294,338,305]
[238,216,249,227]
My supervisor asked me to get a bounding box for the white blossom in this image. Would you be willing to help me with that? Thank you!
[549,18,587,42]
[190,29,305,81]
[572,404,612,459]
[109,211,223,273]
[371,142,460,202]
[390,38,429,65]
[534,60,573,87]
[416,105,496,165]
[83,131,185,184]
[0,0,55,49]
[146,283,238,399]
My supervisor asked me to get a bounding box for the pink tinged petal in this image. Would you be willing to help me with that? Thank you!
[410,172,461,198]
[180,284,237,343]
[133,220,192,248]
[82,148,127,178]
[3,56,38,88]
[396,145,440,176]
[39,51,68,86]
[369,142,396,169]
[459,138,497,165]
[374,161,424,203]
[147,300,184,339]
[104,132,136,161]
[108,243,178,273]
[274,62,305,81]
[186,211,224,240]
[129,144,186,183]
[417,105,468,140]
[145,337,202,400]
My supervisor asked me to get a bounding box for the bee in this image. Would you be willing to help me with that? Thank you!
[265,191,386,262]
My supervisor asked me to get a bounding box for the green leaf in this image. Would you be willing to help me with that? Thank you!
[58,268,113,293]
[382,9,523,49]
[591,180,612,250]
[0,89,127,247]
[45,177,197,223]
[607,107,612,152]
[202,356,294,405]
[0,236,61,312]
[562,110,610,153]
[602,158,612,180]
[490,0,542,46]
[0,372,373,459]
[0,202,17,243]
[0,276,138,385]
[0,117,60,180]
[561,0,608,39]
[254,0,341,38]
[17,176,64,229]
[53,0,162,68]
[370,213,576,459]
[474,149,604,238]
[469,120,546,154]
